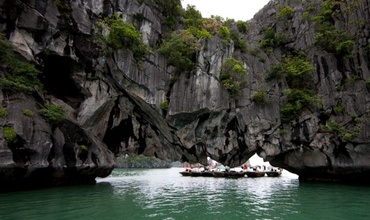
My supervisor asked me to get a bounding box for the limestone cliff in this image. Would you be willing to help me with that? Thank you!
[0,0,370,187]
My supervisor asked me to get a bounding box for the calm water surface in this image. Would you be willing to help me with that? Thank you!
[1,168,370,220]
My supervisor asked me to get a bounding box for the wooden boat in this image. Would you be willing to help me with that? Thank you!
[226,171,246,178]
[212,171,226,177]
[180,170,245,178]
[179,171,202,176]
[212,171,245,178]
[266,171,282,177]
[266,169,282,177]
[179,170,213,177]
[201,171,214,177]
[179,171,192,176]
[245,171,265,177]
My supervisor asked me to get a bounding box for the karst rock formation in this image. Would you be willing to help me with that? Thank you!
[0,0,370,188]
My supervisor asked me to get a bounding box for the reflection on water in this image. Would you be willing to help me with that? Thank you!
[97,168,301,219]
[1,168,370,220]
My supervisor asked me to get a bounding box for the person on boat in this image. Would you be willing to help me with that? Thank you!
[243,164,248,170]
[184,164,189,172]
[211,162,218,171]
[256,165,263,172]
[225,166,230,172]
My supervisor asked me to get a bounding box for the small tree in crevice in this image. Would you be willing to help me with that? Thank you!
[259,26,289,52]
[38,103,65,125]
[3,126,17,143]
[220,57,247,99]
[0,34,42,93]
[158,29,201,72]
[95,13,151,61]
[267,52,319,123]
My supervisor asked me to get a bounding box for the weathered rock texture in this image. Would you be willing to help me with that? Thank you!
[0,0,370,187]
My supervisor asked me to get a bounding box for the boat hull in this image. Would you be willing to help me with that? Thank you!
[266,171,282,177]
[180,171,245,178]
[225,171,246,178]
[245,171,265,177]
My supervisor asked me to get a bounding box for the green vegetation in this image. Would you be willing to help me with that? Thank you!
[52,0,72,22]
[159,4,249,72]
[218,26,231,41]
[203,19,232,43]
[95,14,151,61]
[333,105,345,114]
[220,57,247,99]
[0,108,8,118]
[38,103,65,124]
[3,126,17,143]
[160,100,169,110]
[0,34,42,93]
[115,154,171,168]
[335,40,355,58]
[137,0,182,29]
[230,21,248,52]
[230,30,247,52]
[278,6,294,20]
[22,109,34,117]
[267,53,315,88]
[321,118,361,141]
[259,27,289,52]
[183,5,233,42]
[53,0,71,12]
[80,145,88,151]
[279,129,287,135]
[159,29,201,72]
[236,20,248,34]
[201,17,221,36]
[267,52,318,123]
[312,0,354,58]
[252,90,268,104]
[280,89,317,123]
[302,11,310,20]
[184,6,204,31]
[249,48,259,56]
[184,5,211,39]
[126,155,156,166]
[156,0,183,28]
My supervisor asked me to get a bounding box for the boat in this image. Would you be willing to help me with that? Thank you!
[266,168,282,177]
[200,171,214,177]
[212,171,245,178]
[180,170,245,178]
[212,171,226,177]
[179,161,246,178]
[211,171,246,178]
[179,170,202,177]
[266,171,282,177]
[179,171,192,176]
[245,171,265,177]
[179,170,213,177]
[225,171,246,178]
[245,165,266,177]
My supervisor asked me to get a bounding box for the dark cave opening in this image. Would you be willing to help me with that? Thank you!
[103,117,136,156]
[42,55,86,109]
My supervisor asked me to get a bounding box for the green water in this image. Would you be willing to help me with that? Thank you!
[1,168,370,220]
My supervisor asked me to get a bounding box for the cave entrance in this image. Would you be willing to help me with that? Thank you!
[42,55,86,108]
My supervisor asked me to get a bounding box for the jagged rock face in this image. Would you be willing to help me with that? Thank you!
[246,0,370,182]
[0,0,370,186]
[0,91,114,189]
